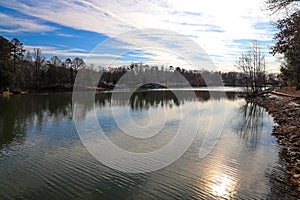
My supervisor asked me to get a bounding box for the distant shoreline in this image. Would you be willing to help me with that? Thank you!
[1,85,247,96]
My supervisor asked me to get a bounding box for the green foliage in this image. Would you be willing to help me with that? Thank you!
[0,35,83,92]
[10,38,25,89]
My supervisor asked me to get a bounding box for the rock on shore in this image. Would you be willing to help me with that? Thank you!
[249,93,300,189]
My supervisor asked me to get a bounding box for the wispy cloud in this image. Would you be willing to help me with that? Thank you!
[57,33,74,37]
[0,13,56,33]
[0,0,281,71]
[24,45,124,59]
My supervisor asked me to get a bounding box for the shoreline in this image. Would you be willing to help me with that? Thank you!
[0,86,109,96]
[1,85,241,96]
[248,91,300,189]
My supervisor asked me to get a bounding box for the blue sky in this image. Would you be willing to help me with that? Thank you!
[0,0,281,72]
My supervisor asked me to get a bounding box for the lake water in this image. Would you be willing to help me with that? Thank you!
[0,90,298,199]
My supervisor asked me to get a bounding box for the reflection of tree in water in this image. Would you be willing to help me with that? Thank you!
[234,102,300,198]
[233,102,300,198]
[95,92,112,107]
[233,102,265,151]
[95,90,237,110]
[225,92,237,101]
[0,90,238,150]
[194,91,236,102]
[129,91,180,110]
[0,93,73,149]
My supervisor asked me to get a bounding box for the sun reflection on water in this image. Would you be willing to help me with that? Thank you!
[202,168,239,199]
[211,174,237,199]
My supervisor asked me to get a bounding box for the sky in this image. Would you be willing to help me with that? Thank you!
[0,0,283,72]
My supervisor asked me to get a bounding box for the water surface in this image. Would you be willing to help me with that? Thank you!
[0,90,297,199]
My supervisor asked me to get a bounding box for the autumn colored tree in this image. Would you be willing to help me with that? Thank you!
[274,13,300,88]
[267,0,300,89]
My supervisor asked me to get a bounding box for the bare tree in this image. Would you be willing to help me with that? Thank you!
[236,42,266,97]
[50,56,61,67]
[64,58,72,68]
[72,57,85,71]
[266,0,300,14]
[32,48,45,88]
[23,51,33,88]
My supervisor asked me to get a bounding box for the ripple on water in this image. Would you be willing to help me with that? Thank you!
[0,92,298,199]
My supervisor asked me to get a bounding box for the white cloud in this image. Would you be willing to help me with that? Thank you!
[0,13,56,33]
[57,33,74,37]
[24,45,124,59]
[0,0,281,72]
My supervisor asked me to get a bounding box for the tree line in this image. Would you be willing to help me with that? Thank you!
[1,35,280,93]
[1,1,298,93]
[0,36,85,93]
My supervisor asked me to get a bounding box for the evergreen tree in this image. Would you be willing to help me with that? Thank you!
[0,36,13,91]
